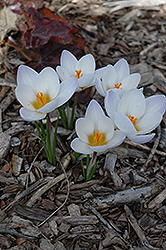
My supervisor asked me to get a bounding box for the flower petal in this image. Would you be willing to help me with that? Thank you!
[76,118,94,143]
[114,58,130,82]
[17,65,38,89]
[56,77,77,107]
[37,97,60,114]
[94,65,109,79]
[136,112,162,134]
[78,73,94,89]
[76,54,95,74]
[107,130,126,148]
[35,67,60,99]
[102,65,117,92]
[104,90,120,120]
[97,116,114,141]
[95,78,106,96]
[56,65,73,81]
[85,100,105,131]
[145,95,166,116]
[15,85,36,111]
[118,89,146,118]
[20,107,46,121]
[60,50,77,75]
[127,133,155,144]
[71,138,93,154]
[122,73,141,92]
[114,112,137,135]
[89,144,109,153]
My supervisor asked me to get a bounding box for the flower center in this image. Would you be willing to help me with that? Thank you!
[88,130,106,146]
[128,115,137,125]
[32,92,52,110]
[75,69,83,79]
[114,82,122,89]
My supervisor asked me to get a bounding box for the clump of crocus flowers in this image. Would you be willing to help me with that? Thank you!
[15,50,166,180]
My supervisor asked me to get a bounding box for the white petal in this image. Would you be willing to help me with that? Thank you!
[76,54,95,74]
[104,90,120,120]
[102,65,117,92]
[35,67,60,99]
[17,65,38,89]
[76,118,94,143]
[107,130,126,148]
[97,116,114,141]
[145,95,166,116]
[94,65,109,79]
[78,74,94,89]
[118,89,146,118]
[114,58,130,82]
[20,107,46,121]
[56,77,77,107]
[114,112,137,135]
[15,85,36,111]
[122,73,141,92]
[85,100,105,131]
[37,97,60,114]
[127,133,155,144]
[60,50,77,75]
[56,65,73,80]
[71,138,93,154]
[95,78,106,96]
[136,112,162,134]
[89,144,109,153]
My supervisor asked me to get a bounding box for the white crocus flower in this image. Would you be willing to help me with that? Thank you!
[71,100,126,154]
[56,50,96,91]
[105,89,166,144]
[95,58,141,97]
[15,65,77,121]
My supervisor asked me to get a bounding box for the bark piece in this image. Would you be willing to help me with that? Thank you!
[148,188,166,209]
[0,132,11,162]
[0,6,18,42]
[124,205,159,249]
[94,185,159,206]
[68,203,81,216]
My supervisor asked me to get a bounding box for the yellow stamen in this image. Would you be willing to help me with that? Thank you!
[128,115,137,125]
[75,69,83,79]
[114,82,122,89]
[88,130,106,146]
[32,92,52,110]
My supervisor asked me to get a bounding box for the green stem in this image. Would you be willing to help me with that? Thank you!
[52,116,59,165]
[46,116,52,164]
[58,106,67,129]
[70,96,76,130]
[34,121,50,161]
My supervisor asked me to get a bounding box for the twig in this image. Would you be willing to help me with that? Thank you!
[90,206,113,230]
[141,125,161,172]
[124,205,160,249]
[38,156,70,227]
[124,134,166,157]
[0,224,36,240]
[26,146,44,190]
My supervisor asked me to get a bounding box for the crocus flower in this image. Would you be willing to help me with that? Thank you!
[71,100,126,154]
[15,65,77,121]
[56,50,96,91]
[95,58,141,97]
[105,89,166,143]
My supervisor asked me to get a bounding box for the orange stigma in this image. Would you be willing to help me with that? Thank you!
[94,130,103,146]
[128,115,137,125]
[75,69,83,79]
[114,82,122,89]
[88,130,106,146]
[36,92,47,107]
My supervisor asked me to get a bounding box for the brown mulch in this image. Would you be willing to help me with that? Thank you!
[1,0,166,249]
